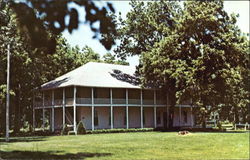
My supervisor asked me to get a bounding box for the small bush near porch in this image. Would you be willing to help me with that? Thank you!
[0,132,249,159]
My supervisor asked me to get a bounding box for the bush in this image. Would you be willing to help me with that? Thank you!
[61,124,70,135]
[217,121,222,130]
[77,121,86,135]
[87,128,154,134]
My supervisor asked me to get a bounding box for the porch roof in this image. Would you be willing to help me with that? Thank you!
[41,62,144,90]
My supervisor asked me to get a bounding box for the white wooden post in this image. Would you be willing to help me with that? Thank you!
[126,89,129,129]
[73,86,77,132]
[42,92,45,130]
[91,88,94,131]
[110,88,113,129]
[52,90,55,132]
[153,89,157,128]
[140,89,143,129]
[63,88,65,127]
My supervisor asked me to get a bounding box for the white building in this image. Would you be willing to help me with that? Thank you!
[33,62,195,132]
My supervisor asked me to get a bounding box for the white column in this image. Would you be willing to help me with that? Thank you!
[42,92,45,130]
[52,90,55,132]
[91,88,94,131]
[110,88,113,129]
[73,86,77,132]
[140,89,143,128]
[126,89,129,129]
[153,89,157,128]
[62,88,65,127]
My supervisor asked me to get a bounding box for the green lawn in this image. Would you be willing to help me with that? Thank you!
[0,132,249,159]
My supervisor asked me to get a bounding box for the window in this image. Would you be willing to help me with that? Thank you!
[157,111,161,125]
[94,109,98,126]
[183,111,187,123]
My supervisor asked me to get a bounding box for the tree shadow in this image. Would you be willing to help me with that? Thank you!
[0,150,112,159]
[0,136,46,143]
[109,69,140,86]
[41,77,69,89]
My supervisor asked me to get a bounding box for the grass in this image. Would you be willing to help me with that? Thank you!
[0,131,249,159]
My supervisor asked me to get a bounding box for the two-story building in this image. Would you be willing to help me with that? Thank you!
[33,62,195,132]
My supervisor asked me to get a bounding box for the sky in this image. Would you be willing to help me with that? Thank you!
[62,1,250,67]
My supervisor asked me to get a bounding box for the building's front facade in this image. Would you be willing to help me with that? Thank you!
[33,62,195,132]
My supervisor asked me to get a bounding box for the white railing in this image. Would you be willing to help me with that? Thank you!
[113,98,126,104]
[54,99,62,105]
[44,100,52,106]
[128,99,141,104]
[76,98,92,104]
[34,101,42,107]
[143,99,154,105]
[94,98,110,104]
[156,100,165,105]
[66,98,73,105]
[34,98,167,106]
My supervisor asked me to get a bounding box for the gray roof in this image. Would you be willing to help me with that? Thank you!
[41,62,141,90]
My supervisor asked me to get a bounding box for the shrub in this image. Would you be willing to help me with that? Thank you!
[61,124,70,135]
[77,121,86,135]
[217,121,222,130]
[87,128,154,134]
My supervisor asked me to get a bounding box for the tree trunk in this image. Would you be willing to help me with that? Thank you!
[202,114,206,128]
[234,107,239,124]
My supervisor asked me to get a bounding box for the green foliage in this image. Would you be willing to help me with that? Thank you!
[103,53,129,65]
[217,121,222,130]
[114,0,249,127]
[0,0,116,52]
[61,124,70,136]
[77,121,86,135]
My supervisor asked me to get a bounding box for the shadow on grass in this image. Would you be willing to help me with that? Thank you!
[0,136,47,143]
[0,150,112,159]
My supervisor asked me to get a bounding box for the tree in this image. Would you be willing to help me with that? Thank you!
[0,3,104,133]
[103,53,129,65]
[114,0,249,127]
[0,0,117,53]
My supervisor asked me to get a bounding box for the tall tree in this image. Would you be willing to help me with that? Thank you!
[0,3,104,133]
[0,0,117,52]
[103,53,129,65]
[114,0,249,127]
